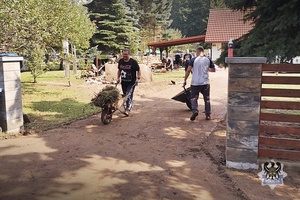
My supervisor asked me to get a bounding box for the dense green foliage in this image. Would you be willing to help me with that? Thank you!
[0,0,95,82]
[3,0,298,69]
[170,0,211,37]
[85,0,174,54]
[228,0,300,62]
[86,0,133,53]
[84,0,228,53]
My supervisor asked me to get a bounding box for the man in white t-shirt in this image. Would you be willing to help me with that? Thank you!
[183,46,215,121]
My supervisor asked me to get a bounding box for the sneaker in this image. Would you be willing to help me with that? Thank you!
[190,111,198,121]
[206,115,211,120]
[124,109,129,116]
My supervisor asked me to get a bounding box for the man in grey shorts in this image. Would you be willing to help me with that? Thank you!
[183,46,215,121]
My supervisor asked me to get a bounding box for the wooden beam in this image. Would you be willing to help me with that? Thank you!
[261,88,300,97]
[260,125,300,136]
[147,35,206,48]
[258,148,300,161]
[262,64,300,72]
[260,101,300,110]
[262,76,300,84]
[259,136,300,149]
[260,113,300,123]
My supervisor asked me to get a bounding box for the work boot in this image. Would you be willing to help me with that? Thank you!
[124,109,129,117]
[190,111,198,121]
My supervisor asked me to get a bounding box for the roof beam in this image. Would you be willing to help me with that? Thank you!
[147,35,206,48]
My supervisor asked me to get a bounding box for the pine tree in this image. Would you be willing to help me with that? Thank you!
[170,0,210,37]
[137,0,173,41]
[229,0,300,61]
[86,0,133,53]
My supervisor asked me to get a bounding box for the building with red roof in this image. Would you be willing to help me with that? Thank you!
[205,8,253,61]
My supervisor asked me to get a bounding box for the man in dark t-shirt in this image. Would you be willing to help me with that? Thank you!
[117,49,141,116]
[183,49,193,71]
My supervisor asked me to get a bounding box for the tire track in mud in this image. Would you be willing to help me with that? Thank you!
[198,117,252,200]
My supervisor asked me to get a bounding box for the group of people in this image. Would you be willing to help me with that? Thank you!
[162,49,198,72]
[116,46,215,121]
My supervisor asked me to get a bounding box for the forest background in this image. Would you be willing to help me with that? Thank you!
[1,0,299,82]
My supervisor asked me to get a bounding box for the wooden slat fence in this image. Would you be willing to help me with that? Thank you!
[259,64,300,161]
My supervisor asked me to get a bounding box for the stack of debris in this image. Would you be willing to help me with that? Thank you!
[91,85,120,107]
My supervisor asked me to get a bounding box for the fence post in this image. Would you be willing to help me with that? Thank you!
[0,56,24,133]
[225,57,266,169]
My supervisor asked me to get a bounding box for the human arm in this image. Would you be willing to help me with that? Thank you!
[137,69,141,80]
[135,60,141,80]
[208,58,216,72]
[116,69,121,83]
[183,65,192,86]
[117,61,121,83]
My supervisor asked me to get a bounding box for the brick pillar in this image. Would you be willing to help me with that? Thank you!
[0,56,24,133]
[225,57,266,169]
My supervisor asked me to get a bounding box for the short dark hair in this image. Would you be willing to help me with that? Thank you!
[123,49,130,54]
[196,46,204,52]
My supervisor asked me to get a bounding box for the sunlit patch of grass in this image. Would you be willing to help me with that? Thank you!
[152,68,186,82]
[20,70,101,131]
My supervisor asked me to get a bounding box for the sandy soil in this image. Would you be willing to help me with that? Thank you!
[0,69,299,200]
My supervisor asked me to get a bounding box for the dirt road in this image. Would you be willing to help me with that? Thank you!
[0,69,299,200]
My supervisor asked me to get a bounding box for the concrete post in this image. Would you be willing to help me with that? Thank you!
[0,56,24,133]
[225,57,266,169]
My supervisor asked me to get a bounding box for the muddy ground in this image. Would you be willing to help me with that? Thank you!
[0,69,299,200]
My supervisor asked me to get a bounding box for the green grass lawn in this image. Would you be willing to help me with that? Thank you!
[21,70,101,131]
[4,68,297,133]
[152,68,186,82]
[19,69,187,132]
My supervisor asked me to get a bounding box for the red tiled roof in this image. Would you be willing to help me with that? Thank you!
[205,8,253,43]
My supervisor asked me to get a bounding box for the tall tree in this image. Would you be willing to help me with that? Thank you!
[123,0,141,29]
[210,0,227,8]
[170,0,210,37]
[137,0,173,41]
[228,0,300,61]
[0,0,94,82]
[85,0,133,53]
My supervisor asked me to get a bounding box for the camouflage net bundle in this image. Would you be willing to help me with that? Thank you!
[91,85,120,107]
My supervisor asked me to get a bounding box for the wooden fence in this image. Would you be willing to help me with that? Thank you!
[259,64,300,161]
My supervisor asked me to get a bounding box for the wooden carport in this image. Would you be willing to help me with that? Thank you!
[147,35,206,60]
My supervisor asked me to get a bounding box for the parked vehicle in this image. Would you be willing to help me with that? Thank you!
[174,53,183,67]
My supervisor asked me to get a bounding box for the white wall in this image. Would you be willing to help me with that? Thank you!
[211,43,222,61]
[293,56,300,64]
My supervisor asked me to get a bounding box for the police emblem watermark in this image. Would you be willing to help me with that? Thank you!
[257,159,287,190]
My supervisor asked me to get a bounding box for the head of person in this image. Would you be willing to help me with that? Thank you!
[186,49,189,54]
[196,46,204,56]
[122,49,130,62]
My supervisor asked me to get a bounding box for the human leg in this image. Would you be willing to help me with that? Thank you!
[200,84,211,119]
[190,86,200,121]
[125,82,136,111]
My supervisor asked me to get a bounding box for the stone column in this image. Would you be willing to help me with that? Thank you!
[225,57,266,170]
[0,56,24,133]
